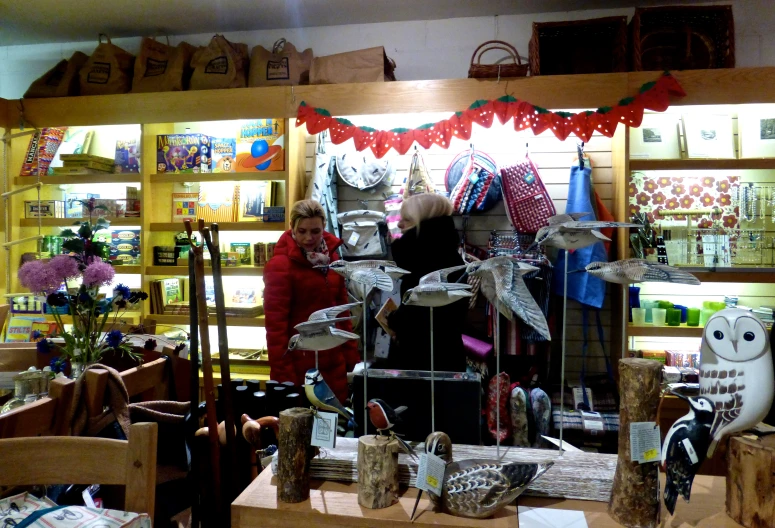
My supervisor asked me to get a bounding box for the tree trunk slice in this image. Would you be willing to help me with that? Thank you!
[277,407,315,503]
[357,435,400,509]
[608,358,662,528]
[727,434,775,528]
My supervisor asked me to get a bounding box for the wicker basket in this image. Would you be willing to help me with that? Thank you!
[468,40,528,79]
[630,5,734,71]
[529,16,627,76]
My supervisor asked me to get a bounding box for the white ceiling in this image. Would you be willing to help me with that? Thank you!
[0,0,712,47]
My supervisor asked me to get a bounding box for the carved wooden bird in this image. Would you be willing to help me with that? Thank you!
[366,398,415,457]
[584,259,700,285]
[402,265,472,307]
[534,213,640,250]
[305,368,357,427]
[285,302,360,353]
[319,260,405,295]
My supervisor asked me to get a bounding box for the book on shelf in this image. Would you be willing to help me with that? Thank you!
[20,128,68,177]
[4,316,46,342]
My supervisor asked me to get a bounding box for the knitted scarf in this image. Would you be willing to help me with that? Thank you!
[293,233,330,268]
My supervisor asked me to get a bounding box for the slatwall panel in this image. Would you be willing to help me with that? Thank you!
[303,116,616,381]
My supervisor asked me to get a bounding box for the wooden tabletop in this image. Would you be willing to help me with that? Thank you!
[232,467,745,528]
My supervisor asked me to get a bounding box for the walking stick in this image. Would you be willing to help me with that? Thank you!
[185,220,222,523]
[186,243,201,528]
[202,223,238,509]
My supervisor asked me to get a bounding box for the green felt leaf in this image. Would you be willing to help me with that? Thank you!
[468,99,490,110]
[533,106,549,114]
[416,123,435,130]
[596,106,613,114]
[335,118,354,126]
[358,126,377,133]
[639,81,656,93]
[496,95,518,103]
[315,108,332,117]
[389,128,411,134]
[618,97,635,106]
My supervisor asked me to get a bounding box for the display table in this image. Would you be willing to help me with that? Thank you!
[232,466,744,528]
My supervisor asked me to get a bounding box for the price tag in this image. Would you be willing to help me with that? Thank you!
[682,438,699,465]
[468,168,481,184]
[347,231,361,246]
[82,489,96,509]
[572,387,594,411]
[581,411,604,434]
[630,422,662,464]
[311,411,337,449]
[416,453,445,496]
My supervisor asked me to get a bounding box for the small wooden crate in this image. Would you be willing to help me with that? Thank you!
[630,5,734,71]
[529,16,627,76]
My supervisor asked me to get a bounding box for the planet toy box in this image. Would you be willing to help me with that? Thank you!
[157,134,212,173]
[211,137,237,172]
[235,119,285,172]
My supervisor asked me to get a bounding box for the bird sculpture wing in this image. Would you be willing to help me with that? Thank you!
[294,317,354,333]
[350,268,394,292]
[622,260,701,285]
[488,261,551,340]
[349,259,398,269]
[310,381,356,425]
[571,221,641,229]
[417,283,472,292]
[708,392,743,450]
[308,302,361,321]
[329,327,361,341]
[419,264,469,285]
[548,213,588,225]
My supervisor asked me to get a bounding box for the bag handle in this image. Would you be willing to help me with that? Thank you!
[272,38,287,54]
[470,40,523,67]
[98,33,112,45]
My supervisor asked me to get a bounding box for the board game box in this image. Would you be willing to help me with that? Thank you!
[211,137,236,173]
[157,134,212,173]
[172,192,198,223]
[235,119,284,172]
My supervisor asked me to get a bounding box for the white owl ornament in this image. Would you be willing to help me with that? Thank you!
[699,308,774,456]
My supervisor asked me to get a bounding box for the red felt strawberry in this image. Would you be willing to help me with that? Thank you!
[352,127,378,152]
[295,101,316,127]
[637,77,677,112]
[493,95,519,125]
[391,128,415,155]
[513,101,536,131]
[530,106,554,135]
[369,130,394,158]
[588,108,618,138]
[449,112,473,141]
[610,97,644,128]
[328,118,356,145]
[549,111,575,141]
[467,100,495,128]
[413,124,435,149]
[305,108,333,135]
[660,72,687,97]
[431,120,452,149]
[570,111,595,142]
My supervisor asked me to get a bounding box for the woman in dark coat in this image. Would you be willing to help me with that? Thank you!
[264,199,359,403]
[388,194,467,372]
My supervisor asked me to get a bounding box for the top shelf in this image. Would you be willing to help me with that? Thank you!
[630,159,775,171]
[14,174,142,186]
[151,172,287,183]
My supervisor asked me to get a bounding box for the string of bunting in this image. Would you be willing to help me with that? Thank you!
[295,71,686,159]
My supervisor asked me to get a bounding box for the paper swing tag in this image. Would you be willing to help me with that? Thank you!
[630,422,661,464]
[416,453,445,496]
[311,411,337,449]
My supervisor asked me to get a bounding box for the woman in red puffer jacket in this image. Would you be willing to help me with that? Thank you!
[263,199,359,403]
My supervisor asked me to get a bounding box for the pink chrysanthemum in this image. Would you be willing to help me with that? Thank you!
[82,261,115,288]
[18,260,60,294]
[49,255,80,281]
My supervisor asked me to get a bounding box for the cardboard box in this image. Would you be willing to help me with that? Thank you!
[153,246,179,266]
[115,138,141,173]
[230,242,251,265]
[235,119,284,172]
[25,200,65,218]
[211,137,236,173]
[156,134,212,174]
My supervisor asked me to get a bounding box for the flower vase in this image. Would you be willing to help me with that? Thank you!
[69,350,94,379]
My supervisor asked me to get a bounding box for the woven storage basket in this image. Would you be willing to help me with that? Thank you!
[468,40,528,79]
[529,16,627,76]
[630,5,734,71]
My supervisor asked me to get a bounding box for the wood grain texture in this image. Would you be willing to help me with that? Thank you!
[277,407,316,503]
[83,368,109,417]
[124,421,158,516]
[121,357,168,398]
[607,358,662,528]
[726,435,775,528]
[358,435,400,509]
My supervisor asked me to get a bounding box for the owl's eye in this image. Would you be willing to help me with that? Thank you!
[713,330,724,340]
[744,331,756,342]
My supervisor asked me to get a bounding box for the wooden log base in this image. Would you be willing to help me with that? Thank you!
[608,358,662,528]
[277,407,315,503]
[358,435,400,509]
[726,434,775,528]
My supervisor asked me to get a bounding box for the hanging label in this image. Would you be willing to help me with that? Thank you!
[682,438,699,465]
[630,422,662,464]
[581,411,605,434]
[523,170,536,184]
[572,387,594,411]
[468,167,480,184]
[311,411,337,449]
[416,453,445,496]
[347,231,361,246]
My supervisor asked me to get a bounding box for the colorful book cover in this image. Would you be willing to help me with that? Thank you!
[162,278,182,305]
[231,288,256,305]
[114,138,141,173]
[157,134,211,173]
[230,242,251,265]
[235,119,285,172]
[239,181,269,220]
[211,137,236,173]
[20,128,67,177]
[5,316,44,343]
[197,183,236,223]
[172,192,198,223]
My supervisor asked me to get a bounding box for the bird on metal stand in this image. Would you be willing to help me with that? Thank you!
[284,303,360,369]
[583,258,701,285]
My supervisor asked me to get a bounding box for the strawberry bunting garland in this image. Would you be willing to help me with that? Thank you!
[295,71,686,159]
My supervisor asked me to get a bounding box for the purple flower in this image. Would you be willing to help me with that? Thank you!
[18,260,60,294]
[106,330,124,349]
[82,261,115,288]
[49,255,80,281]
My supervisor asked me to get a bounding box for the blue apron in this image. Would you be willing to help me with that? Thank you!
[552,165,607,309]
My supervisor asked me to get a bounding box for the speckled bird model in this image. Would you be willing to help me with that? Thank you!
[534,213,640,250]
[584,259,700,285]
[402,264,472,307]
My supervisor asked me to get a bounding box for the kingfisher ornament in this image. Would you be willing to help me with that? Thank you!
[584,259,700,285]
[533,213,640,250]
[699,309,774,456]
[662,393,715,515]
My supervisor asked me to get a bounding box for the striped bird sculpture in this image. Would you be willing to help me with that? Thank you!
[584,259,700,285]
[402,265,473,307]
[285,302,360,353]
[534,213,640,251]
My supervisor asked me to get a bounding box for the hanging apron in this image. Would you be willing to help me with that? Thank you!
[552,164,607,309]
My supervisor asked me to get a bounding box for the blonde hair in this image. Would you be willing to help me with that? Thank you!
[290,199,326,230]
[400,194,453,233]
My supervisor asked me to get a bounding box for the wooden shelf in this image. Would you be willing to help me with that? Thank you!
[630,158,775,170]
[14,174,142,186]
[146,265,264,276]
[149,222,284,232]
[151,172,287,183]
[111,265,141,274]
[146,314,265,327]
[20,217,142,227]
[678,267,775,283]
[39,312,141,324]
[627,324,704,338]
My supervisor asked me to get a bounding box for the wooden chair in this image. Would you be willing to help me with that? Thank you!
[0,376,76,438]
[0,421,158,517]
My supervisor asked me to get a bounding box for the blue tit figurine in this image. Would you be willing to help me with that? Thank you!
[304,368,357,427]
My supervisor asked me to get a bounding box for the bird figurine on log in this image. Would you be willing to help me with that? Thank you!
[532,213,640,250]
[583,259,700,285]
[366,398,415,457]
[402,265,472,307]
[285,303,360,355]
[411,432,554,520]
[661,393,715,515]
[699,309,774,456]
[305,368,357,427]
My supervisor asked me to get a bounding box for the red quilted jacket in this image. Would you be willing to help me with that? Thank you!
[264,230,359,402]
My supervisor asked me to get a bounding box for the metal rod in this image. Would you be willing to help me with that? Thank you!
[363,297,368,432]
[315,350,319,370]
[0,182,41,198]
[430,305,435,433]
[2,235,44,248]
[559,254,568,456]
[621,287,628,359]
[495,308,501,458]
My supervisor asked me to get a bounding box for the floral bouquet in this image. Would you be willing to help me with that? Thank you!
[18,202,148,372]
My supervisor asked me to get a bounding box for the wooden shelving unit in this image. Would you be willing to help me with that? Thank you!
[111,266,141,275]
[680,267,775,283]
[40,312,142,324]
[151,172,287,183]
[14,174,142,186]
[146,265,263,276]
[20,217,142,227]
[146,314,265,327]
[630,158,775,171]
[149,222,284,232]
[627,324,704,338]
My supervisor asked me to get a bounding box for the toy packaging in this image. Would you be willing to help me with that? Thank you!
[20,127,68,177]
[211,137,237,172]
[172,192,198,223]
[115,138,141,173]
[230,242,251,265]
[235,119,284,172]
[157,134,212,173]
